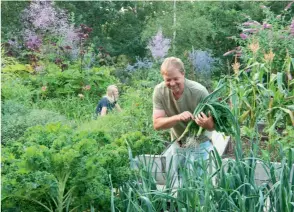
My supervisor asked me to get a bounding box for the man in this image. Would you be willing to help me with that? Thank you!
[152,57,214,186]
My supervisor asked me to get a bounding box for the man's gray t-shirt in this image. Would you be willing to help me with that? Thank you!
[153,78,211,143]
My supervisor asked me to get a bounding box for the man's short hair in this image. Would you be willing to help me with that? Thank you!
[160,57,185,75]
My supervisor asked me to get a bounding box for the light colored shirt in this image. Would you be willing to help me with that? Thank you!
[153,78,212,143]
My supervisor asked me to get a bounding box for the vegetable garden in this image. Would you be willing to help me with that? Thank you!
[1,1,294,211]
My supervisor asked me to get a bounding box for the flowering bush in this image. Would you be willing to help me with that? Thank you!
[188,48,218,88]
[224,4,294,72]
[21,1,77,43]
[147,29,171,61]
[125,57,153,72]
[28,65,117,99]
[223,4,294,157]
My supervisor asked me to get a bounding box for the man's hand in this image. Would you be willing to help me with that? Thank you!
[153,109,194,130]
[177,111,194,122]
[195,111,214,131]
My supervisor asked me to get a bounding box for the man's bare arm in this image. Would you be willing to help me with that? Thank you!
[153,109,194,130]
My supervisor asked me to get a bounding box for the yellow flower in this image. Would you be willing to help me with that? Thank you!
[232,57,240,75]
[25,64,34,73]
[249,40,260,54]
[264,49,275,63]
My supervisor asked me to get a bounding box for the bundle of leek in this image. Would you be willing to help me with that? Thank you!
[176,82,237,147]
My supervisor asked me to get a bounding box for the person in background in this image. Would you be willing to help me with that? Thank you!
[95,85,122,116]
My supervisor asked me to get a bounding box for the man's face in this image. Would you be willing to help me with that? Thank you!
[162,68,185,94]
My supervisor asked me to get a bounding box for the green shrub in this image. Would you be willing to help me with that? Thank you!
[1,50,34,76]
[115,131,165,157]
[2,123,118,212]
[1,100,67,144]
[1,75,34,106]
[34,95,97,122]
[28,65,118,99]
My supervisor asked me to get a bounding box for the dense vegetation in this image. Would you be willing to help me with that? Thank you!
[1,1,293,211]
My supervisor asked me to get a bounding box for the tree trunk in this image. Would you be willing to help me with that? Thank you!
[172,0,176,55]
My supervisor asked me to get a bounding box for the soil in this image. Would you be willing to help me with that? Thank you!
[222,122,274,159]
[222,136,269,160]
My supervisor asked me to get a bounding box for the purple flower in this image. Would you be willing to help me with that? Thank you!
[25,35,42,50]
[290,20,294,36]
[125,57,153,72]
[223,49,236,56]
[22,1,67,33]
[263,23,272,29]
[242,21,261,27]
[61,64,68,71]
[147,29,171,61]
[55,58,62,64]
[188,49,216,73]
[240,33,248,39]
[22,1,79,49]
[243,29,259,33]
[284,1,294,10]
[7,39,17,46]
[64,27,79,44]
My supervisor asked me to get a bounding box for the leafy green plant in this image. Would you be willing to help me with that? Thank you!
[114,131,165,157]
[2,123,120,212]
[223,6,294,156]
[34,95,96,122]
[1,100,67,144]
[27,65,117,99]
[1,73,34,105]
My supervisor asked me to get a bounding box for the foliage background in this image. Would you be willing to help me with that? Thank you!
[1,1,293,211]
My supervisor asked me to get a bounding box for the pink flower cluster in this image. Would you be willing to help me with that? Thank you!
[290,20,294,36]
[25,35,42,51]
[22,1,79,50]
[83,85,91,91]
[239,20,272,40]
[41,86,47,91]
[223,47,242,57]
